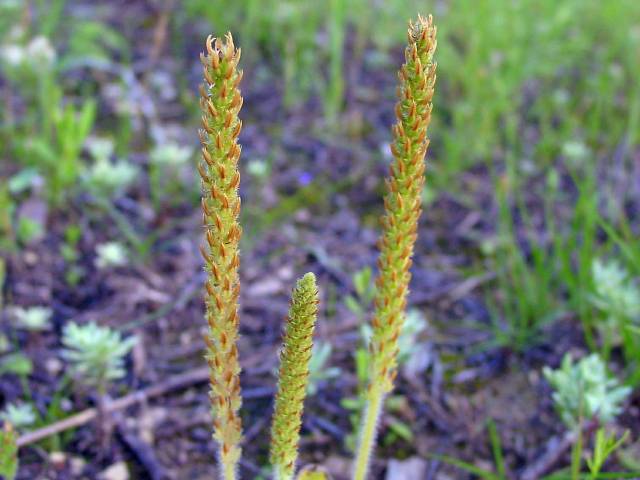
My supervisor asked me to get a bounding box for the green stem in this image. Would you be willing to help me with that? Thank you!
[221,457,237,480]
[353,386,384,480]
[274,465,293,480]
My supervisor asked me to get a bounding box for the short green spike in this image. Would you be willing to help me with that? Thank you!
[270,273,320,480]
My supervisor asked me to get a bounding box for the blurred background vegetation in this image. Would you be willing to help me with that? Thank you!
[1,0,640,478]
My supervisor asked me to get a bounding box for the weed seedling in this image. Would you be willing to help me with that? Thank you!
[543,353,631,429]
[61,322,137,397]
[0,403,36,431]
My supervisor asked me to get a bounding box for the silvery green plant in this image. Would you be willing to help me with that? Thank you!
[0,402,36,431]
[61,322,136,395]
[543,353,631,428]
[591,258,640,326]
[95,241,128,269]
[10,306,52,331]
[590,259,640,366]
[0,35,56,76]
[150,142,193,168]
[84,138,139,199]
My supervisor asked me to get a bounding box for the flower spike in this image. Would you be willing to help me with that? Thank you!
[199,32,244,480]
[270,273,320,480]
[353,14,437,480]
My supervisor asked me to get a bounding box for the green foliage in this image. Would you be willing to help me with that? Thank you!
[17,77,97,205]
[306,342,341,396]
[0,21,97,207]
[0,186,15,250]
[16,217,45,246]
[0,424,18,480]
[344,267,375,318]
[60,225,84,286]
[543,353,631,428]
[586,428,629,479]
[435,422,635,480]
[432,420,508,480]
[61,322,136,395]
[0,353,33,377]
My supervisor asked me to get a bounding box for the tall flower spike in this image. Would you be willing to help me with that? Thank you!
[199,32,244,480]
[353,15,436,480]
[270,273,320,480]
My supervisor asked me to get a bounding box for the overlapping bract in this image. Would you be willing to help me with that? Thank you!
[370,15,437,394]
[198,32,244,475]
[271,273,320,480]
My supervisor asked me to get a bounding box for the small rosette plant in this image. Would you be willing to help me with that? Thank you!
[61,322,136,395]
[543,353,631,428]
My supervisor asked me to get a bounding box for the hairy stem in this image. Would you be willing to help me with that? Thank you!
[353,386,384,480]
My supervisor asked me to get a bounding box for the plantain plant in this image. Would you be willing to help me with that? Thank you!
[199,33,246,479]
[270,273,319,480]
[353,14,437,480]
[198,34,321,480]
[198,14,436,480]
